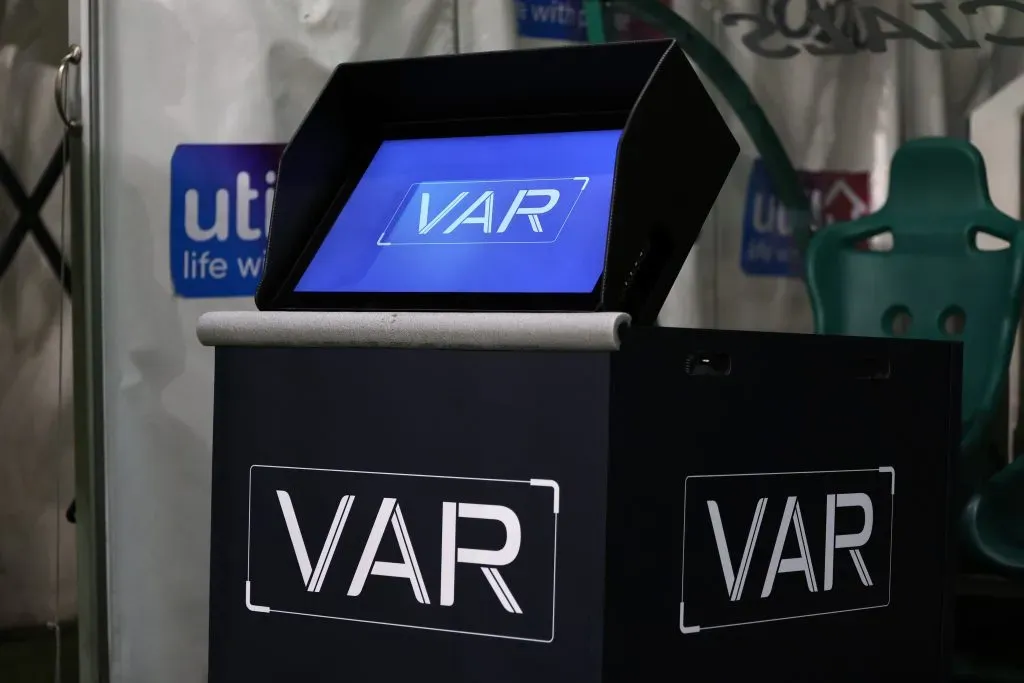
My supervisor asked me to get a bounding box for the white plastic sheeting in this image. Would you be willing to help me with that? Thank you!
[667,0,1024,332]
[0,0,75,629]
[93,1,511,681]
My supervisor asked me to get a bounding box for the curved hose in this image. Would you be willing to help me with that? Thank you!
[584,0,812,254]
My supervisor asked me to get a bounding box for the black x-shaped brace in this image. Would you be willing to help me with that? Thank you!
[0,138,76,523]
[0,137,73,295]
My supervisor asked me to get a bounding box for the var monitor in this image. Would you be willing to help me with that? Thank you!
[279,129,621,312]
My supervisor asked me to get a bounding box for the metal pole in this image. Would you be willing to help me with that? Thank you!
[69,0,110,677]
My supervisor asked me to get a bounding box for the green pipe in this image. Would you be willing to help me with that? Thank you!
[583,0,607,43]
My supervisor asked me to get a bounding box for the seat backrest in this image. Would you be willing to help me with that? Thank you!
[806,138,1024,452]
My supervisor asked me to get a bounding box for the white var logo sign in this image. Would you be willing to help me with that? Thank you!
[708,491,875,600]
[245,466,560,642]
[679,468,894,634]
[416,187,561,236]
[378,177,589,246]
[276,493,524,613]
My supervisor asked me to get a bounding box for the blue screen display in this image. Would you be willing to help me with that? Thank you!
[294,130,622,294]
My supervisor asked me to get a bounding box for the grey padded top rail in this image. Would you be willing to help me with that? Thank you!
[197,311,631,351]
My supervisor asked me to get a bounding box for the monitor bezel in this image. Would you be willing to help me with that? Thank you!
[271,111,627,313]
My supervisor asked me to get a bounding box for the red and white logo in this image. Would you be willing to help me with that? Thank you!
[804,170,871,230]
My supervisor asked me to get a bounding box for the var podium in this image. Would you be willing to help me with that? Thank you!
[200,311,957,683]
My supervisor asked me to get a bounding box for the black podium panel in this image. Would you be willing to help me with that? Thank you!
[604,327,957,681]
[208,328,958,682]
[210,347,610,682]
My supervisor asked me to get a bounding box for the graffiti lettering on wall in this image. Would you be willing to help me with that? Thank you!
[169,144,285,298]
[723,0,1024,58]
[740,160,870,277]
[755,0,868,49]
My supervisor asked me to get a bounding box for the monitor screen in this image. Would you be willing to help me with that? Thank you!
[293,129,622,295]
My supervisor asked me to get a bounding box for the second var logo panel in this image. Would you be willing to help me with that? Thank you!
[679,467,894,633]
[246,466,560,642]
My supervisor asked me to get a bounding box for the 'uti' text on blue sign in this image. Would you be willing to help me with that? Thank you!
[169,143,285,298]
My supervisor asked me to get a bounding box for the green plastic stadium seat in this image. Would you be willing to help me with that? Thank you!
[806,137,1024,575]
